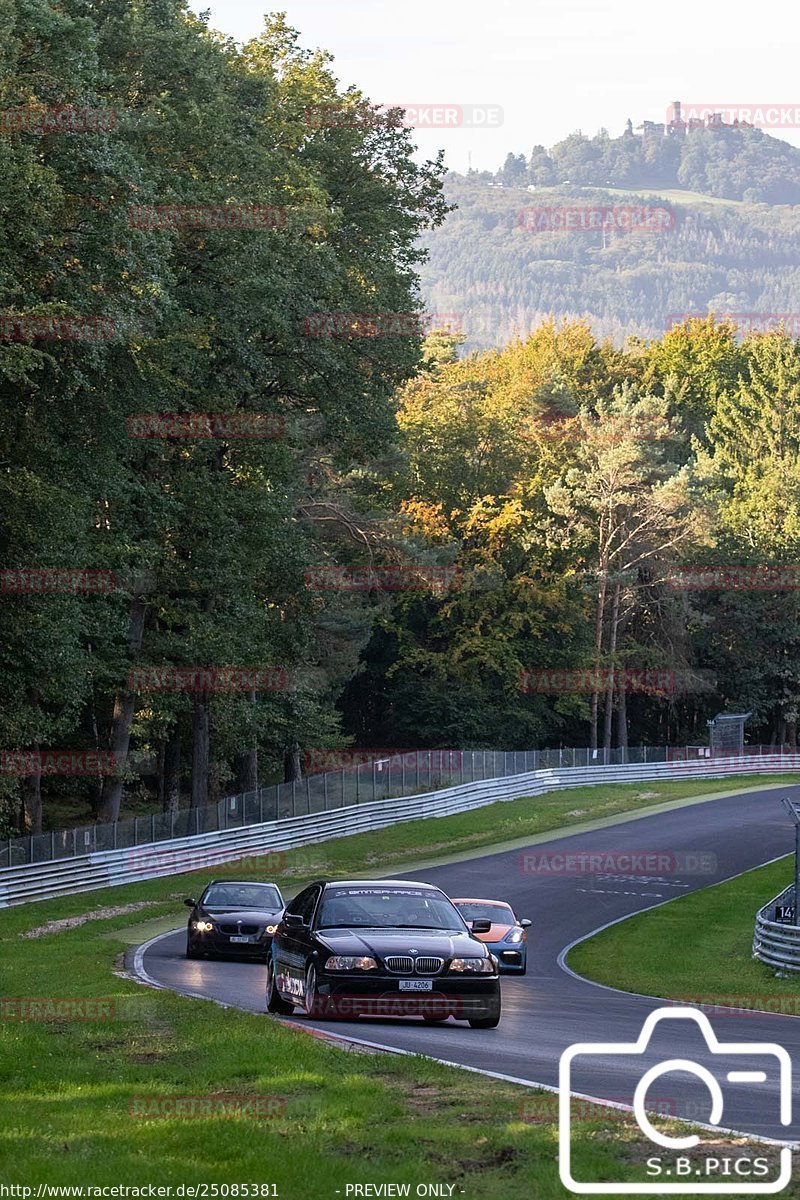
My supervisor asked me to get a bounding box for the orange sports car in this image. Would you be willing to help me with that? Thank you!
[451,898,530,974]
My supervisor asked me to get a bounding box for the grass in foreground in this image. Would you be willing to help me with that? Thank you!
[2,892,796,1199]
[568,855,799,1006]
[3,775,799,1198]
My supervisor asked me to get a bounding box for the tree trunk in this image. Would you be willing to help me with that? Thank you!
[590,572,607,750]
[602,583,621,753]
[20,752,42,835]
[787,714,798,750]
[84,699,103,820]
[617,683,628,758]
[164,725,181,815]
[283,740,302,782]
[191,695,210,809]
[234,690,258,792]
[100,598,147,822]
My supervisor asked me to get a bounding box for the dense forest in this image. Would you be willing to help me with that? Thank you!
[3,12,800,840]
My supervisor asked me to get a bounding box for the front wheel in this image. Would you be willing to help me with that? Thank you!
[186,938,201,960]
[469,1013,501,1029]
[468,995,501,1029]
[266,958,294,1015]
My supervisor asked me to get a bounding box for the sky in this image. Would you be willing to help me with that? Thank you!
[188,0,800,173]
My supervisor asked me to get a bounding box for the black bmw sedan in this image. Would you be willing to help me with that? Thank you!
[266,879,501,1027]
[184,880,285,961]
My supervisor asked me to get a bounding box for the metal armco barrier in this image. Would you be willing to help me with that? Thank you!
[753,884,800,973]
[3,753,800,908]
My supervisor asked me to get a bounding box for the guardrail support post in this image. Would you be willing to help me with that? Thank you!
[133,816,138,845]
[50,830,55,859]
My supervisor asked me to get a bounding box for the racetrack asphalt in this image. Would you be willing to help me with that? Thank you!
[133,783,800,1145]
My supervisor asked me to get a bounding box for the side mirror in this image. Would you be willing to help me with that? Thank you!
[184,898,196,907]
[520,918,532,928]
[284,913,304,928]
[471,918,492,934]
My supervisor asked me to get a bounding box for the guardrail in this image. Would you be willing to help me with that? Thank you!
[3,745,675,869]
[3,752,800,909]
[753,884,800,973]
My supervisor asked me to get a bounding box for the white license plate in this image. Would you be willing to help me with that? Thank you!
[399,979,433,991]
[230,935,255,944]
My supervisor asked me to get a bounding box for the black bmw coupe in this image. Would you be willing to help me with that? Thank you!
[266,879,501,1027]
[184,880,285,960]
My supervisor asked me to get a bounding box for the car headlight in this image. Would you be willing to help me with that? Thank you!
[194,920,214,933]
[504,928,524,943]
[265,925,277,935]
[449,957,495,973]
[324,955,378,971]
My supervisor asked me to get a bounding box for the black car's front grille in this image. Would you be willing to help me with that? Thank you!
[385,955,414,973]
[384,955,444,975]
[219,923,259,935]
[414,957,444,975]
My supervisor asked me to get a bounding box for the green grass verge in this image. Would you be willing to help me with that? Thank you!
[3,775,799,1197]
[567,856,800,1009]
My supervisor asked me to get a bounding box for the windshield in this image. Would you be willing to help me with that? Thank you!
[454,902,515,924]
[318,887,466,931]
[202,883,282,909]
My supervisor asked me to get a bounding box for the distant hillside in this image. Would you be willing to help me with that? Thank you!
[420,175,800,351]
[491,119,800,203]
